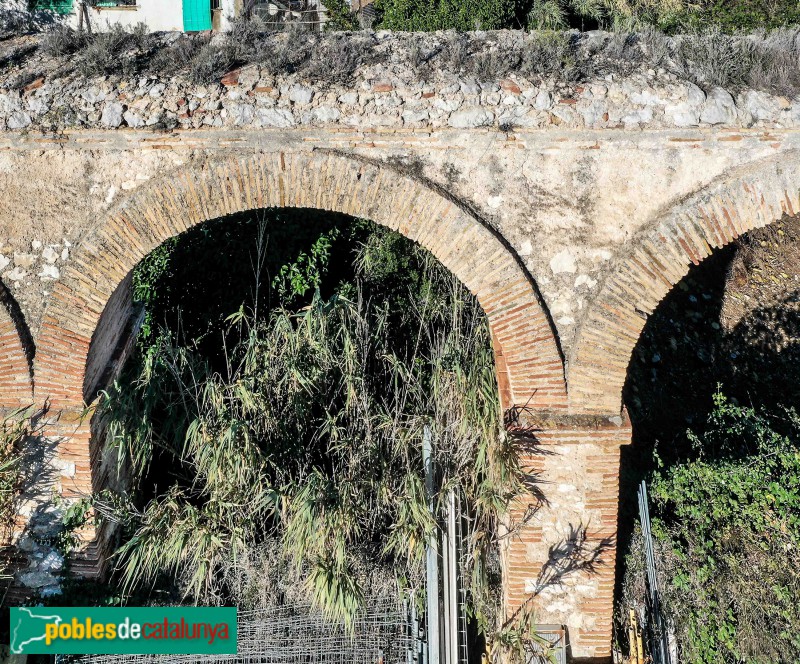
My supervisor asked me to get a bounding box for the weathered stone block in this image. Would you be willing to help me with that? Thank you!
[448,107,494,128]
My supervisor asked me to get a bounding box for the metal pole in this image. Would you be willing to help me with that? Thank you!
[442,516,451,664]
[446,489,458,664]
[408,598,415,664]
[456,497,468,664]
[638,481,671,664]
[423,426,440,664]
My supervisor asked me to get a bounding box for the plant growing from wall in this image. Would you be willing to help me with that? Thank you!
[622,392,800,663]
[95,216,532,656]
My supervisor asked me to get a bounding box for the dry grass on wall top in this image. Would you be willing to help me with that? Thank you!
[2,23,800,97]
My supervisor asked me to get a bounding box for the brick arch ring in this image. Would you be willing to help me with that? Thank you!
[34,151,567,423]
[569,153,800,416]
[0,281,33,411]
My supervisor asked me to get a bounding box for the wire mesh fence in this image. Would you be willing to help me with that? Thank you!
[58,602,420,664]
[250,1,327,31]
[525,626,567,664]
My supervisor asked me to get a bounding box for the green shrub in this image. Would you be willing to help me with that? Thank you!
[648,392,800,663]
[0,411,25,578]
[375,0,519,32]
[322,0,360,30]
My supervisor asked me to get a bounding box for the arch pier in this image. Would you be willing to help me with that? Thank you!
[1,130,798,662]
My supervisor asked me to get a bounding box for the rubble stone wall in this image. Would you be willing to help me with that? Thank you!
[2,30,800,660]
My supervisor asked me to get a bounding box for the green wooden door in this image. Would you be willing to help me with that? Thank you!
[34,0,74,14]
[183,0,212,31]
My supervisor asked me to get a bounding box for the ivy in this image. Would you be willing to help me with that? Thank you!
[650,391,800,662]
[374,0,520,31]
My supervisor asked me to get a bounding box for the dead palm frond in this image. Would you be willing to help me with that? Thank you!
[99,224,524,642]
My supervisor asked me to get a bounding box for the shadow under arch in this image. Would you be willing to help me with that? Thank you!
[30,150,567,501]
[569,151,800,416]
[623,214,800,459]
[609,204,800,604]
[0,278,36,601]
[0,279,33,411]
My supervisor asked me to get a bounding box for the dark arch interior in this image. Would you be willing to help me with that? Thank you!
[126,208,370,365]
[78,207,499,659]
[0,279,35,379]
[625,215,800,461]
[615,213,800,599]
[85,208,383,402]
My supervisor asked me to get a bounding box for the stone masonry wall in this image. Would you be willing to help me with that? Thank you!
[2,32,800,135]
[1,130,798,362]
[1,31,800,360]
[504,419,629,660]
[2,29,800,660]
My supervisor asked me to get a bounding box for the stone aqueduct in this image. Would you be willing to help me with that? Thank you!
[1,101,800,658]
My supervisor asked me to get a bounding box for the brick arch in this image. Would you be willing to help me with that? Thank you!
[569,153,800,415]
[35,151,566,421]
[0,281,33,410]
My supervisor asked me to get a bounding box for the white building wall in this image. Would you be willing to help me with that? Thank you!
[66,1,188,32]
[216,0,239,30]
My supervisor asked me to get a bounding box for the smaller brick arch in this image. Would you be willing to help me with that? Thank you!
[569,154,800,415]
[0,282,33,411]
[35,150,566,416]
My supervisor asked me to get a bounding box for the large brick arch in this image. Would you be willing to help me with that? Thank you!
[35,151,566,420]
[0,281,33,411]
[569,153,800,415]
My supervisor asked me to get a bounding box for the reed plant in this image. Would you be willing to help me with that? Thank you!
[98,223,524,644]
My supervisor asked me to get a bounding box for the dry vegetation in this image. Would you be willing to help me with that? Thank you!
[0,17,799,96]
[721,216,800,331]
[0,411,25,581]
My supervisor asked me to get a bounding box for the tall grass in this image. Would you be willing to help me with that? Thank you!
[97,226,523,641]
[0,409,25,579]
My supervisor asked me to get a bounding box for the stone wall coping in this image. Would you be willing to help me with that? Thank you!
[1,30,799,133]
[508,409,632,433]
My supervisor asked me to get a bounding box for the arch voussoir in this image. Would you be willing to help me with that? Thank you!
[0,284,32,412]
[569,154,800,415]
[34,151,566,419]
[28,154,567,569]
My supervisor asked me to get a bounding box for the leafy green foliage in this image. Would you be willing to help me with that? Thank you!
[375,0,519,31]
[649,392,800,663]
[0,411,24,577]
[100,218,523,647]
[272,228,340,302]
[52,496,94,557]
[526,0,568,29]
[322,0,360,30]
[132,238,176,344]
[131,210,364,353]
